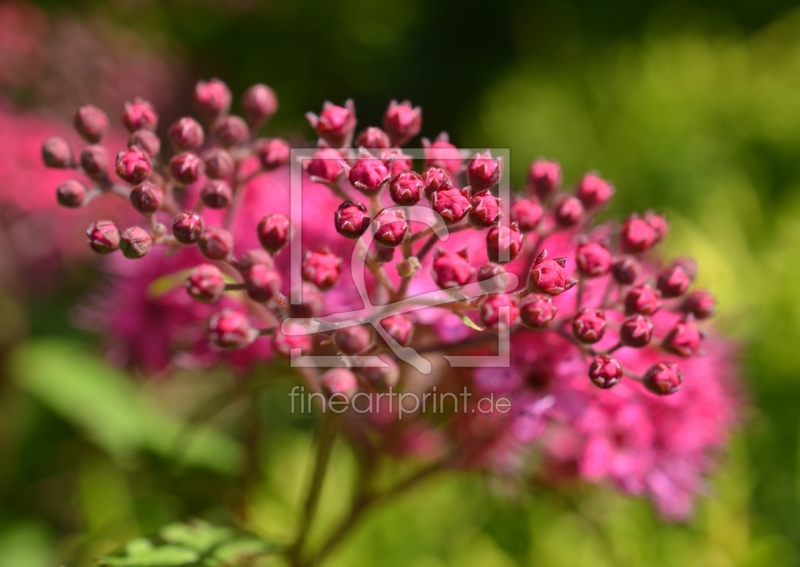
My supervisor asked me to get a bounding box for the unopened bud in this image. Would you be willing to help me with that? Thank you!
[302,248,342,290]
[572,308,606,344]
[381,315,413,346]
[466,151,502,192]
[208,309,254,349]
[305,148,347,183]
[469,190,502,227]
[242,83,278,126]
[664,320,702,357]
[321,368,358,400]
[273,324,313,358]
[214,115,249,147]
[519,295,557,329]
[349,157,390,195]
[186,264,226,302]
[588,356,622,389]
[432,248,473,289]
[116,147,152,184]
[611,255,640,285]
[625,284,661,315]
[476,262,511,293]
[576,242,612,277]
[199,226,234,260]
[527,250,577,295]
[128,129,161,156]
[120,226,152,259]
[257,213,292,253]
[656,264,692,298]
[681,289,715,320]
[86,220,120,254]
[172,211,205,244]
[56,179,87,208]
[389,171,424,206]
[200,179,233,209]
[480,293,520,331]
[245,263,282,302]
[621,215,657,253]
[620,315,654,347]
[643,362,684,395]
[130,181,164,213]
[194,78,232,120]
[383,100,422,146]
[74,104,108,143]
[334,201,371,239]
[430,185,471,224]
[203,148,235,179]
[122,98,158,132]
[355,127,390,149]
[373,208,409,248]
[576,173,613,209]
[80,145,109,177]
[306,100,356,148]
[168,117,204,151]
[42,137,73,168]
[396,257,421,278]
[255,138,290,170]
[510,198,543,232]
[554,196,584,227]
[527,160,561,200]
[170,152,204,186]
[333,326,373,355]
[486,223,522,263]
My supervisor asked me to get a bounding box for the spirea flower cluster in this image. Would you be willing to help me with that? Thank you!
[42,79,738,519]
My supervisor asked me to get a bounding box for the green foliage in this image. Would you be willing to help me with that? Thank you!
[98,521,278,567]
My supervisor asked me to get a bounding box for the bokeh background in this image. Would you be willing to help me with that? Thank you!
[2,0,800,565]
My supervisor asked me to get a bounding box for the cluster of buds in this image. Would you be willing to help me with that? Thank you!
[43,79,717,400]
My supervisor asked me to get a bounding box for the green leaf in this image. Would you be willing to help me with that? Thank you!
[456,312,485,331]
[9,340,241,474]
[97,521,279,567]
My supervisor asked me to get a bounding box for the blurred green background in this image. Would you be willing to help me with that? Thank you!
[2,0,800,565]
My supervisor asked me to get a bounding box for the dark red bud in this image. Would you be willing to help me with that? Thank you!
[625,284,661,315]
[349,157,390,195]
[255,138,290,170]
[656,264,692,298]
[130,181,164,213]
[242,83,278,126]
[186,264,226,302]
[333,326,373,355]
[214,115,249,147]
[305,148,347,183]
[480,293,520,331]
[168,117,204,151]
[80,145,109,177]
[381,315,413,346]
[203,148,235,179]
[621,215,657,253]
[588,356,623,389]
[128,129,161,156]
[576,242,612,277]
[554,196,584,227]
[572,308,606,344]
[389,171,424,206]
[477,262,512,294]
[643,362,684,395]
[334,201,371,239]
[664,320,702,357]
[200,179,233,209]
[611,255,640,285]
[486,223,522,263]
[169,152,204,186]
[42,137,73,168]
[355,127,390,149]
[208,309,254,349]
[119,226,152,259]
[74,104,108,143]
[172,211,205,244]
[86,220,120,254]
[519,295,558,329]
[469,189,502,227]
[257,213,292,254]
[245,263,282,302]
[527,250,578,295]
[116,147,152,184]
[307,100,357,148]
[466,151,503,192]
[122,98,158,132]
[288,283,324,318]
[431,185,471,224]
[373,209,409,248]
[619,315,654,347]
[56,179,87,208]
[199,226,234,260]
[422,167,451,197]
[681,289,715,319]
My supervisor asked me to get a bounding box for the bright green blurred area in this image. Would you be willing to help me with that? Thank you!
[4,1,800,566]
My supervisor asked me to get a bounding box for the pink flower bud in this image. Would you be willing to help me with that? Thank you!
[373,208,409,248]
[611,255,640,285]
[527,250,578,295]
[80,144,109,177]
[255,138,290,170]
[486,223,522,263]
[122,98,158,132]
[273,325,313,358]
[169,152,204,186]
[257,213,292,253]
[480,293,520,331]
[214,115,250,147]
[510,198,543,232]
[423,133,461,174]
[73,104,108,143]
[186,264,225,302]
[643,361,684,395]
[576,173,613,209]
[620,315,654,347]
[389,171,424,206]
[383,100,422,146]
[381,315,413,346]
[56,179,87,208]
[333,326,373,355]
[199,226,234,260]
[237,249,274,272]
[576,242,612,277]
[645,211,669,243]
[42,137,73,168]
[527,160,561,200]
[432,248,473,289]
[200,179,233,209]
[381,149,413,176]
[245,263,282,302]
[302,248,342,290]
[355,127,390,149]
[120,226,152,259]
[130,181,164,213]
[554,195,584,227]
[194,79,232,119]
[469,189,502,227]
[657,264,692,298]
[624,284,661,315]
[128,130,161,156]
[172,211,204,244]
[621,215,657,253]
[519,295,558,329]
[86,220,120,254]
[430,185,471,224]
[349,157,390,194]
[321,368,359,400]
[306,100,357,147]
[477,262,512,293]
[208,309,254,349]
[334,201,371,239]
[664,320,702,357]
[305,148,347,183]
[242,83,278,126]
[588,356,622,389]
[355,354,400,390]
[422,167,451,197]
[168,117,204,151]
[203,148,235,179]
[572,308,606,344]
[116,147,152,184]
[288,283,325,318]
[467,151,503,192]
[681,289,715,320]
